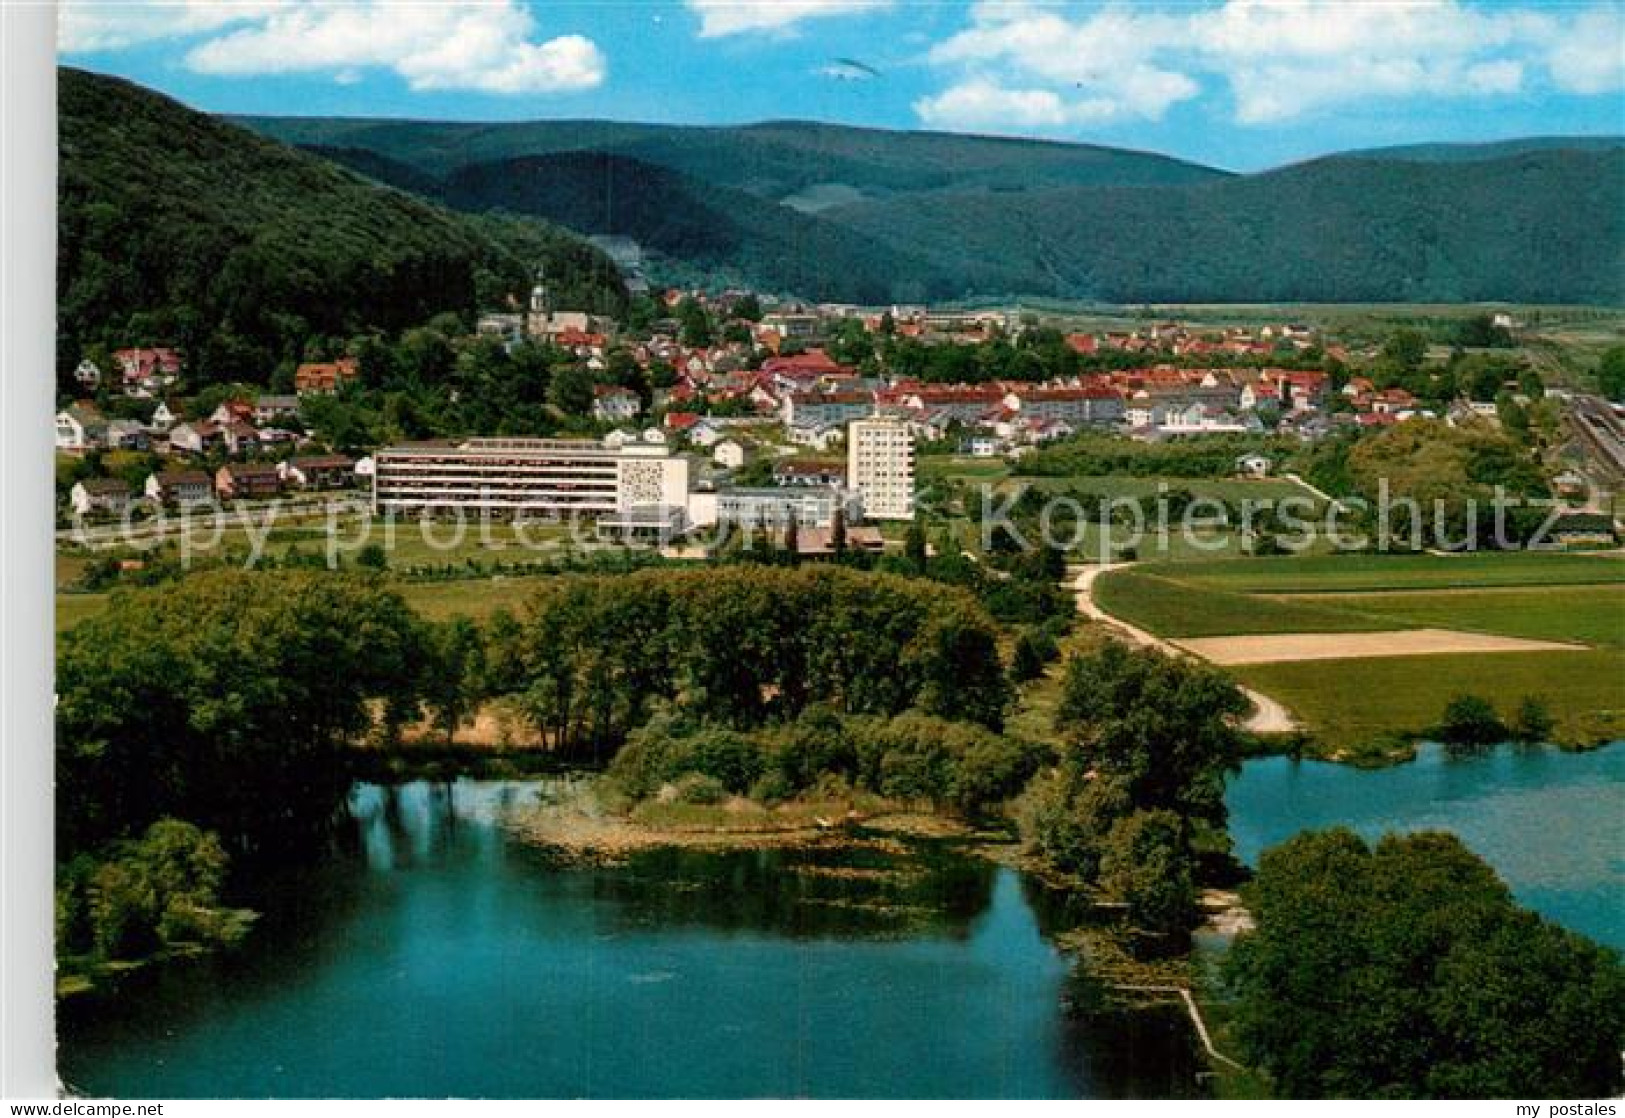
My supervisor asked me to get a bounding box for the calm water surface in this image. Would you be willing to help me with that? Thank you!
[60,780,1198,1099]
[64,743,1622,1097]
[1227,742,1624,950]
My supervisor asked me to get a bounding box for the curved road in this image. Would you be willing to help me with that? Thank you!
[1070,564,1299,734]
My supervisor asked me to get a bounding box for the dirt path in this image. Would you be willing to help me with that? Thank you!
[1071,564,1299,734]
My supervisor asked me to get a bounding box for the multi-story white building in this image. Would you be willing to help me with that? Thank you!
[846,416,914,521]
[371,437,690,520]
[715,486,848,530]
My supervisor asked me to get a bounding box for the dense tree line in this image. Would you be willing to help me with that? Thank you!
[1021,644,1248,937]
[56,571,432,859]
[483,566,1012,753]
[56,819,248,968]
[57,68,625,386]
[607,707,1050,819]
[1227,829,1625,1098]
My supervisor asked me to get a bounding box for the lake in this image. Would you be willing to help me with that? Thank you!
[1226,742,1624,951]
[58,780,1199,1099]
[60,742,1624,1098]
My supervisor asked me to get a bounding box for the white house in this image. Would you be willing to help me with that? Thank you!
[69,478,131,517]
[148,401,178,432]
[688,421,725,448]
[787,423,843,452]
[55,406,104,454]
[168,421,222,456]
[712,439,747,470]
[1235,453,1273,478]
[592,385,642,423]
[73,359,101,388]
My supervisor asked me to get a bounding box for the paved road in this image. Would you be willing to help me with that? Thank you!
[1069,564,1299,734]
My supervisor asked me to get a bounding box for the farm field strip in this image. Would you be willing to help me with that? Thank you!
[1266,586,1625,649]
[1143,551,1625,593]
[1091,550,1625,749]
[1174,628,1587,666]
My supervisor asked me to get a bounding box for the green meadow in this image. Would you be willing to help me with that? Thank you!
[1094,552,1625,752]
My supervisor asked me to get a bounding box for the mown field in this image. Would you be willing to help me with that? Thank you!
[57,572,557,634]
[1229,649,1625,751]
[1150,551,1625,593]
[1094,551,1625,750]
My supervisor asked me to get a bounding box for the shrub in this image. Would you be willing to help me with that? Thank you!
[1510,696,1554,743]
[673,773,728,805]
[1437,694,1506,748]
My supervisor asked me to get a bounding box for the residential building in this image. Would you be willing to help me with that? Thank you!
[1002,385,1124,426]
[712,439,747,470]
[294,358,359,395]
[715,486,846,530]
[168,421,223,456]
[774,460,846,488]
[145,470,213,505]
[846,416,914,521]
[55,404,105,453]
[215,463,283,501]
[371,437,691,519]
[783,389,872,428]
[73,359,102,388]
[592,385,642,423]
[69,478,132,517]
[104,419,149,451]
[279,454,355,490]
[113,347,181,396]
[253,395,302,425]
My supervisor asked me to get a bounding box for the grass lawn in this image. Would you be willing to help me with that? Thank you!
[1005,623,1111,744]
[397,576,555,622]
[1094,569,1406,638]
[1230,649,1625,751]
[54,574,559,633]
[1009,474,1318,506]
[1278,585,1625,649]
[1155,551,1625,593]
[56,593,109,634]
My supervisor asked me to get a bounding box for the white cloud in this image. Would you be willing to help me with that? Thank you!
[687,0,891,39]
[61,1,606,95]
[1545,7,1625,95]
[916,0,1624,133]
[59,1,287,52]
[915,78,1145,130]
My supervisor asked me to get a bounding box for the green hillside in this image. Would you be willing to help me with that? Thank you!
[57,68,626,384]
[438,150,968,303]
[234,96,1625,307]
[828,151,1625,304]
[239,115,1229,207]
[1331,135,1625,164]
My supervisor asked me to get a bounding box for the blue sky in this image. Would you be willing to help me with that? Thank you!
[59,1,1625,171]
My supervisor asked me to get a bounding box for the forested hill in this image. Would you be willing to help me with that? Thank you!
[1326,135,1625,165]
[251,105,1625,306]
[439,151,967,304]
[240,115,1231,204]
[826,149,1625,305]
[57,68,627,383]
